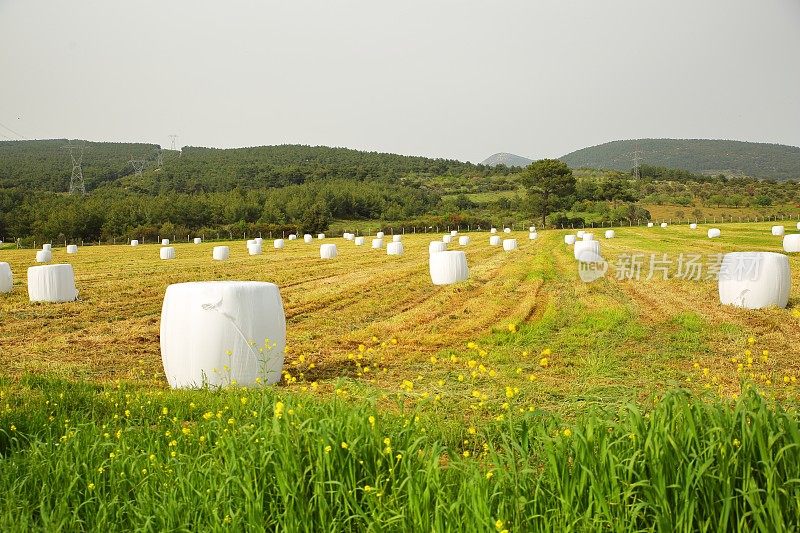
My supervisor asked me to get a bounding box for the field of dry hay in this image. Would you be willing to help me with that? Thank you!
[2,223,799,415]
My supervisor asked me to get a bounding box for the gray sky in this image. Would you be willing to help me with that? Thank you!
[1,0,799,162]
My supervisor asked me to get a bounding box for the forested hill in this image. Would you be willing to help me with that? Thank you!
[560,139,800,180]
[0,139,160,191]
[0,141,487,194]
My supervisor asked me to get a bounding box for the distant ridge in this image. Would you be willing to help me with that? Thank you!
[481,152,533,168]
[559,138,800,180]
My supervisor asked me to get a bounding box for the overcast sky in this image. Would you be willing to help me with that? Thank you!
[1,0,798,162]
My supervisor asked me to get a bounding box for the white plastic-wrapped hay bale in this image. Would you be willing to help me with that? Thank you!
[194,238,202,245]
[354,236,365,246]
[320,243,337,259]
[246,239,256,247]
[503,239,518,251]
[371,238,383,249]
[429,251,469,285]
[565,234,576,245]
[392,235,401,242]
[36,250,52,263]
[0,262,12,294]
[490,228,497,234]
[343,232,353,240]
[718,252,790,309]
[160,281,286,388]
[783,234,800,253]
[529,226,536,232]
[27,264,78,303]
[66,245,78,254]
[576,230,585,239]
[130,240,139,247]
[254,237,263,245]
[317,233,325,240]
[708,228,721,239]
[529,232,538,240]
[797,222,800,231]
[660,223,668,228]
[247,243,262,256]
[429,241,447,254]
[690,223,698,230]
[376,232,384,239]
[647,222,654,228]
[304,234,313,244]
[450,230,458,237]
[212,246,230,261]
[442,235,452,244]
[459,236,470,246]
[42,244,52,251]
[503,228,511,234]
[582,233,594,241]
[274,239,285,250]
[387,242,404,256]
[604,230,615,239]
[160,247,176,260]
[288,234,297,241]
[162,239,170,246]
[772,225,785,236]
[574,240,601,262]
[489,235,501,246]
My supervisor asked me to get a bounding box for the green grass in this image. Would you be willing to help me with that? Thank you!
[1,377,799,531]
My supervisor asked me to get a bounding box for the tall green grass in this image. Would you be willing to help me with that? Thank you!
[1,377,799,531]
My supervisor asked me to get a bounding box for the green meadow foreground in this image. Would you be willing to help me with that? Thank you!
[2,224,800,530]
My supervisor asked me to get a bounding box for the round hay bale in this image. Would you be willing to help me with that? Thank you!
[783,234,800,252]
[450,230,458,237]
[574,240,601,262]
[160,247,176,260]
[247,243,262,256]
[718,252,790,309]
[387,242,404,256]
[582,233,594,241]
[660,222,668,228]
[490,228,497,234]
[689,223,698,229]
[442,235,452,244]
[212,246,230,260]
[162,239,170,246]
[320,243,338,259]
[708,228,721,238]
[647,222,654,228]
[27,264,77,302]
[43,244,52,251]
[772,225,785,236]
[288,234,297,240]
[564,234,576,245]
[429,241,447,254]
[529,232,538,240]
[489,235,501,246]
[529,226,536,232]
[36,250,52,263]
[130,240,139,247]
[317,233,326,240]
[160,281,286,388]
[66,245,78,254]
[503,239,518,251]
[429,251,469,285]
[0,262,12,294]
[576,230,585,239]
[503,228,511,234]
[392,235,402,242]
[274,239,285,249]
[371,238,383,249]
[604,230,615,239]
[254,238,263,245]
[303,234,313,244]
[459,236,470,246]
[194,238,202,245]
[343,233,354,240]
[376,232,384,239]
[354,236,365,246]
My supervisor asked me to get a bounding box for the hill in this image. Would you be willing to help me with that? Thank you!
[560,139,800,180]
[480,152,533,168]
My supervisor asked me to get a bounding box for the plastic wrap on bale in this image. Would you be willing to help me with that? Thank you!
[392,235,401,242]
[27,264,78,303]
[66,245,78,254]
[604,230,615,239]
[459,236,470,246]
[564,234,576,245]
[0,262,12,294]
[708,228,721,238]
[160,247,175,260]
[354,237,365,246]
[387,242,404,256]
[371,238,383,249]
[503,239,518,251]
[429,241,447,254]
[574,240,601,261]
[718,252,790,309]
[36,250,52,263]
[783,235,800,253]
[212,246,230,260]
[194,238,202,244]
[160,281,286,388]
[429,251,469,285]
[772,226,785,236]
[320,244,337,259]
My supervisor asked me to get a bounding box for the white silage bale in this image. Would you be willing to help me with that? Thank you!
[647,222,654,228]
[783,234,800,253]
[387,242,404,256]
[0,262,12,294]
[304,234,313,244]
[604,230,615,239]
[274,239,285,249]
[690,223,698,230]
[450,230,458,237]
[565,234,576,245]
[66,245,78,254]
[343,233,353,240]
[27,264,78,303]
[130,240,139,247]
[772,226,785,236]
[36,250,52,263]
[320,243,337,259]
[429,251,469,285]
[576,230,585,239]
[529,226,536,232]
[43,244,52,251]
[442,235,452,244]
[661,223,668,228]
[708,228,721,238]
[247,243,262,256]
[162,239,170,246]
[254,238,263,245]
[160,281,286,388]
[574,240,601,262]
[372,238,383,249]
[504,228,511,234]
[212,246,230,260]
[582,233,594,241]
[459,236,470,246]
[194,238,202,245]
[160,247,176,260]
[354,237,365,246]
[429,241,447,254]
[247,239,256,246]
[797,223,800,230]
[490,228,497,234]
[489,235,501,246]
[392,235,401,242]
[529,232,538,240]
[718,252,790,309]
[317,233,326,240]
[376,232,384,239]
[503,239,518,251]
[288,234,297,240]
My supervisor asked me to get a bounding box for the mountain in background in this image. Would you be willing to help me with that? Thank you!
[480,153,533,168]
[559,139,800,180]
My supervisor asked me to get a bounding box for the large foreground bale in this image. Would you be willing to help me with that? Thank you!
[574,240,601,262]
[429,251,469,285]
[718,252,790,309]
[160,247,176,260]
[27,264,78,302]
[320,243,337,259]
[387,242,404,256]
[0,262,12,293]
[212,246,230,261]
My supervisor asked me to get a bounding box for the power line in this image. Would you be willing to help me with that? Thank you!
[0,119,28,140]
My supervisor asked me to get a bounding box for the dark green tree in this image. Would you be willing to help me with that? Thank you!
[520,159,576,227]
